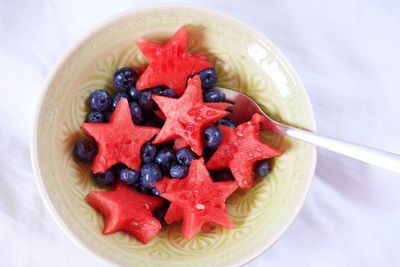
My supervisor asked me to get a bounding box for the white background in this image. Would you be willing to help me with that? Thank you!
[1,0,399,266]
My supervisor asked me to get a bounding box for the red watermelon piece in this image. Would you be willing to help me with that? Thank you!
[136,26,213,96]
[86,183,164,244]
[206,113,282,189]
[81,98,160,173]
[152,75,228,156]
[160,158,238,239]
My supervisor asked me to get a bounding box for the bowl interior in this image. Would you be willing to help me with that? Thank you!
[34,6,316,267]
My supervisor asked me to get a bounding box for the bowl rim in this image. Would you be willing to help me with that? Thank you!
[30,4,317,267]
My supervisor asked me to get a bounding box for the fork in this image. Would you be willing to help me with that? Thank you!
[219,87,400,173]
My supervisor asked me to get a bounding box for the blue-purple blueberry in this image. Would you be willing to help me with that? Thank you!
[93,169,115,186]
[198,68,217,90]
[119,168,140,185]
[88,89,112,112]
[73,139,97,162]
[86,111,104,123]
[203,126,222,149]
[113,67,137,89]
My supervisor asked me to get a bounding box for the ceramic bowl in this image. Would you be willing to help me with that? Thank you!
[31,5,316,267]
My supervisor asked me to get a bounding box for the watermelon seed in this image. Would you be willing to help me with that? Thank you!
[196,204,205,210]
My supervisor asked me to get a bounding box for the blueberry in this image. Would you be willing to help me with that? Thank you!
[88,89,112,112]
[127,86,141,101]
[203,126,223,149]
[73,139,97,162]
[139,91,156,111]
[154,148,176,172]
[203,88,225,102]
[169,164,188,179]
[211,169,235,182]
[119,168,140,185]
[129,101,143,125]
[93,169,115,186]
[198,68,217,90]
[159,88,177,98]
[255,160,270,178]
[176,147,196,166]
[113,67,137,89]
[111,92,129,110]
[150,187,161,196]
[140,163,162,189]
[86,111,105,123]
[215,119,237,128]
[141,142,157,163]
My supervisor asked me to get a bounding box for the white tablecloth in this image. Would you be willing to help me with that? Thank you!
[1,1,399,266]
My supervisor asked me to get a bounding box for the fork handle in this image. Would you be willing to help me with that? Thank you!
[274,123,400,173]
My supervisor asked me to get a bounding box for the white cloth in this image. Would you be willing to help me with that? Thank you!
[1,0,399,266]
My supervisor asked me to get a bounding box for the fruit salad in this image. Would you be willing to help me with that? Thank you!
[73,26,282,244]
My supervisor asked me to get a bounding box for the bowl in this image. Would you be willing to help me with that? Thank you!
[31,5,316,267]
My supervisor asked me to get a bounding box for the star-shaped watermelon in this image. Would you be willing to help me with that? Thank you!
[136,26,213,96]
[86,182,164,244]
[160,158,238,239]
[206,113,282,189]
[81,98,160,173]
[151,75,228,156]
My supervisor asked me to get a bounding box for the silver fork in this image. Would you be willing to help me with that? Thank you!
[218,87,400,173]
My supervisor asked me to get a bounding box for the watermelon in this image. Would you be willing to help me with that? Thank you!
[81,98,160,173]
[206,113,282,188]
[160,158,238,239]
[86,183,164,244]
[136,26,213,96]
[152,75,228,156]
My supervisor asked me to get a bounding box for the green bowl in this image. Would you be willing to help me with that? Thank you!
[31,5,316,267]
